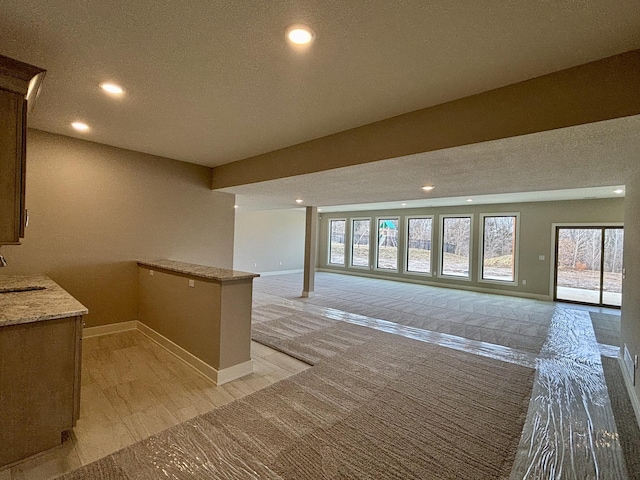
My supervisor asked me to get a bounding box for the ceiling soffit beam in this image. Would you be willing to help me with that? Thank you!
[211,49,640,190]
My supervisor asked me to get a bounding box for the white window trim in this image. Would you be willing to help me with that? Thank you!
[478,212,520,286]
[374,216,400,272]
[328,218,347,267]
[350,218,371,269]
[439,214,473,281]
[404,215,434,276]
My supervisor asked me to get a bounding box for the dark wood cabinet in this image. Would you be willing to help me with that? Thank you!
[0,315,83,467]
[0,55,45,245]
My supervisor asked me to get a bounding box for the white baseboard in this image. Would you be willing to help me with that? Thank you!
[258,269,304,277]
[136,321,253,386]
[216,360,255,385]
[82,320,137,338]
[618,353,640,428]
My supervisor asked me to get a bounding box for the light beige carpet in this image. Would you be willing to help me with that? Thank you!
[63,322,534,479]
[254,272,553,354]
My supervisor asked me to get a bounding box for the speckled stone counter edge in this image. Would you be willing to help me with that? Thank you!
[0,275,88,327]
[137,259,260,282]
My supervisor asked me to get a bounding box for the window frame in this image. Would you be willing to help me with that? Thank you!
[439,214,473,281]
[478,213,520,285]
[404,215,434,276]
[328,218,347,267]
[350,217,371,269]
[375,216,400,272]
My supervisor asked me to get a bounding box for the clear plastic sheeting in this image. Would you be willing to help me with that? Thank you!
[255,292,538,367]
[321,307,538,368]
[253,291,628,478]
[599,343,621,359]
[510,308,628,479]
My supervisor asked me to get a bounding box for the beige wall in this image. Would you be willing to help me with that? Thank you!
[1,130,235,327]
[318,198,624,299]
[233,208,305,273]
[622,174,640,415]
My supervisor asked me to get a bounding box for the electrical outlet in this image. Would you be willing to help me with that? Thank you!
[522,279,527,285]
[149,270,154,276]
[188,279,195,288]
[279,261,282,266]
[538,255,545,261]
[254,262,257,267]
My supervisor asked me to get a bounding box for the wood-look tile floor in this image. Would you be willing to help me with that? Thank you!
[0,330,310,480]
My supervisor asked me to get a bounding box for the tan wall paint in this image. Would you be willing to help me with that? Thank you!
[218,280,253,369]
[212,50,640,188]
[233,209,305,273]
[622,174,640,414]
[138,267,252,371]
[138,267,221,367]
[303,206,318,296]
[0,130,235,327]
[319,198,624,298]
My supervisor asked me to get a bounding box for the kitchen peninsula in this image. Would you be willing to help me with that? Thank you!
[137,260,259,385]
[0,275,87,468]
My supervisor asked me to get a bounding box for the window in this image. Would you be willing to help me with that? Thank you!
[481,215,518,283]
[555,225,623,307]
[406,217,432,274]
[441,216,472,278]
[351,219,370,267]
[377,218,399,270]
[329,219,346,265]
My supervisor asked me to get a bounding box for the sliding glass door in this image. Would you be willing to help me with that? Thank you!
[554,226,623,307]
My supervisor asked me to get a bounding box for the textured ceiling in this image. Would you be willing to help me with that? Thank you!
[2,0,640,169]
[221,116,639,211]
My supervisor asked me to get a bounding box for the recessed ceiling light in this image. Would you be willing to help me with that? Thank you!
[422,185,435,191]
[401,203,407,206]
[233,205,239,209]
[318,208,322,212]
[100,82,124,95]
[295,199,304,204]
[613,189,624,194]
[71,121,90,132]
[466,198,473,202]
[286,24,315,45]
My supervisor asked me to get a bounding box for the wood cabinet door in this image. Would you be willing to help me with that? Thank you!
[0,317,78,467]
[0,88,26,244]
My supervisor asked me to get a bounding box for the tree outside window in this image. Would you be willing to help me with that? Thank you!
[351,219,370,267]
[329,220,345,265]
[481,215,517,282]
[377,218,398,270]
[407,217,432,273]
[441,216,471,278]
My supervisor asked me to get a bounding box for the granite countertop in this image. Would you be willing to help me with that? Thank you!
[137,259,260,282]
[0,275,88,327]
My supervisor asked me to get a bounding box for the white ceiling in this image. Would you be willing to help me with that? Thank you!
[2,1,639,211]
[313,187,626,214]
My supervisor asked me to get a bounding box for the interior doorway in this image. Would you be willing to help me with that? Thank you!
[554,226,623,308]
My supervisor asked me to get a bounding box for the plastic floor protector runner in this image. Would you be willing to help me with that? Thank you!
[510,307,627,479]
[254,292,628,479]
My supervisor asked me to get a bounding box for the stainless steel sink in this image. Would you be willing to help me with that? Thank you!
[0,286,46,294]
